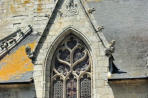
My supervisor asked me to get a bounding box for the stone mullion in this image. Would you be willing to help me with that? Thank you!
[63,79,66,98]
[70,49,73,72]
[77,76,80,98]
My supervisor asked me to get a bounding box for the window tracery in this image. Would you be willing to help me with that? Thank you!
[51,34,91,98]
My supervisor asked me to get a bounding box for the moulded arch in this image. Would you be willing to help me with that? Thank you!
[43,26,93,98]
[44,26,92,70]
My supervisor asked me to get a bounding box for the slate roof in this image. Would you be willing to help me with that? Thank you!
[88,0,148,79]
[0,33,39,83]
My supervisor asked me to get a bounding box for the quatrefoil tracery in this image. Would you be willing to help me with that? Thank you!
[53,35,90,77]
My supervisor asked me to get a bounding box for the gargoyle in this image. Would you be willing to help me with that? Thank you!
[105,40,116,57]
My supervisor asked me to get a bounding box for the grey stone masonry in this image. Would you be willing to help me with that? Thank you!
[33,0,114,98]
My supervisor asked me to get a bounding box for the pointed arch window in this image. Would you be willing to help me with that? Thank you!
[50,34,91,98]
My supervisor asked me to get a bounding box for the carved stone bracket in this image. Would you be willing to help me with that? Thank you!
[97,26,104,32]
[0,25,32,59]
[88,8,95,14]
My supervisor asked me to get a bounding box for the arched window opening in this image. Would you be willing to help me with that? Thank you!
[52,76,63,98]
[80,74,91,98]
[50,34,91,98]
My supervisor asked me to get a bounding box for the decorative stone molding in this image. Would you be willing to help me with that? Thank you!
[0,25,32,58]
[58,0,79,17]
[65,0,79,16]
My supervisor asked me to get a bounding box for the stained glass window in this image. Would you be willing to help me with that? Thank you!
[80,75,91,98]
[51,34,91,98]
[53,77,63,98]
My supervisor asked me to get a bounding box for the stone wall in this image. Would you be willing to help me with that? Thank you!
[0,83,36,98]
[0,0,55,39]
[109,79,148,98]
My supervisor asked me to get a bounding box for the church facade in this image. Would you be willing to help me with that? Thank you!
[0,0,148,98]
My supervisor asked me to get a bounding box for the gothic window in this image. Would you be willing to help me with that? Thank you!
[51,34,91,98]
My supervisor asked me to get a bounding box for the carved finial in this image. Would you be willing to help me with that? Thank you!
[105,40,116,56]
[25,46,33,59]
[97,26,104,32]
[88,8,95,14]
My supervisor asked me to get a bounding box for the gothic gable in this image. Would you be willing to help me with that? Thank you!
[33,0,114,98]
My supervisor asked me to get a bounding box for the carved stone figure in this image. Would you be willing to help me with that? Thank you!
[105,40,116,56]
[64,0,78,17]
